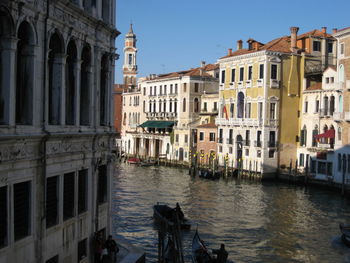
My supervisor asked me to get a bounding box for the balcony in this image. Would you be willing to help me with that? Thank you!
[227,138,234,145]
[237,81,243,89]
[254,140,262,147]
[219,84,224,91]
[333,112,343,122]
[267,119,278,127]
[257,79,263,87]
[229,82,235,89]
[268,141,278,148]
[270,79,280,88]
[246,80,252,88]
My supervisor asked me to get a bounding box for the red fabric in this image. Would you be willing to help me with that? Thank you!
[223,106,229,120]
[315,129,335,139]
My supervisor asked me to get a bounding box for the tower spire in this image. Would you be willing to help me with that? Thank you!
[123,24,137,88]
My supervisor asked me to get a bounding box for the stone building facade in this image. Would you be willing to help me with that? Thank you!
[0,0,119,262]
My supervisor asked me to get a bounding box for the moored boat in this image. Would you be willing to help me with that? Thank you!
[340,223,350,247]
[127,157,140,164]
[192,230,213,263]
[139,159,157,167]
[153,203,191,230]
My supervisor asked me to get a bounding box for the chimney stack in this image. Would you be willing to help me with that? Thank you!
[228,48,233,55]
[322,27,327,34]
[333,28,338,34]
[290,26,299,52]
[237,40,243,50]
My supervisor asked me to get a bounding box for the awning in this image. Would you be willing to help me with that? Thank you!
[139,121,175,129]
[315,129,335,139]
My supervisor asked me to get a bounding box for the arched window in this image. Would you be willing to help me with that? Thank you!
[16,21,35,125]
[163,100,166,112]
[300,125,307,146]
[169,99,173,112]
[183,98,186,112]
[194,98,199,113]
[174,99,177,113]
[66,40,77,125]
[153,100,156,112]
[323,96,329,115]
[80,45,91,125]
[128,54,132,65]
[159,100,162,112]
[100,54,109,126]
[0,8,15,125]
[330,95,335,116]
[230,103,234,118]
[148,101,151,112]
[339,95,343,112]
[237,92,244,118]
[312,125,318,146]
[339,64,345,82]
[123,112,126,125]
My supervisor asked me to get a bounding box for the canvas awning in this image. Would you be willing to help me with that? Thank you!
[315,129,335,139]
[139,121,175,129]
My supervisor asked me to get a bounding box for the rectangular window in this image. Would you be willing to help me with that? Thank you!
[326,77,329,84]
[154,86,157,95]
[259,64,264,79]
[313,40,321,52]
[164,85,167,94]
[239,67,244,81]
[194,83,199,92]
[229,147,233,154]
[315,100,320,113]
[231,68,235,82]
[304,101,308,113]
[159,85,162,95]
[149,87,152,96]
[340,43,345,55]
[245,149,249,156]
[213,102,217,111]
[175,84,178,94]
[78,169,88,214]
[175,134,179,143]
[270,103,276,119]
[14,181,31,241]
[209,133,215,142]
[219,146,222,153]
[258,102,263,119]
[328,42,333,53]
[183,83,186,93]
[299,153,305,166]
[221,70,225,84]
[46,176,59,228]
[98,165,107,204]
[268,149,275,158]
[203,102,207,111]
[246,130,250,145]
[248,66,253,80]
[170,84,173,94]
[199,132,204,141]
[271,64,277,80]
[63,172,75,220]
[78,239,87,262]
[184,134,188,143]
[0,186,7,248]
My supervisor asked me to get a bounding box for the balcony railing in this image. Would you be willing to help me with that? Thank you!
[254,140,262,147]
[268,141,278,148]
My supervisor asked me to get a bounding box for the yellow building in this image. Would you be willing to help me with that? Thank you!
[216,27,335,178]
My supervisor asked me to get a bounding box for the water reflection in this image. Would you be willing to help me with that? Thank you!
[112,164,350,262]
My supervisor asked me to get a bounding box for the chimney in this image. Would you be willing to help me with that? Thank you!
[333,28,338,34]
[237,40,243,50]
[322,27,327,34]
[228,48,233,55]
[201,61,206,67]
[290,26,299,52]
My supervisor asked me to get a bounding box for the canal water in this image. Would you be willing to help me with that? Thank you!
[112,163,350,263]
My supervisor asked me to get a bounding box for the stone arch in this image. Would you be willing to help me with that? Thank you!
[0,6,15,124]
[16,21,36,125]
[65,40,78,125]
[48,31,65,125]
[80,44,92,125]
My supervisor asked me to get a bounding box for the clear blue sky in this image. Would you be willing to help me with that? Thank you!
[115,0,350,84]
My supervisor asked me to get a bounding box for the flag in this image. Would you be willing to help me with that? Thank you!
[223,105,229,120]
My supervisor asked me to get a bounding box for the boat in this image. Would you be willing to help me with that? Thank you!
[192,230,213,263]
[127,157,140,164]
[153,203,191,230]
[340,223,350,247]
[198,169,221,180]
[139,159,157,167]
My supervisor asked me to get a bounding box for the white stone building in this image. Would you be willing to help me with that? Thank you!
[0,0,119,262]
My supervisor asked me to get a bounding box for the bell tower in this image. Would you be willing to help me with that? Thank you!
[123,24,137,88]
